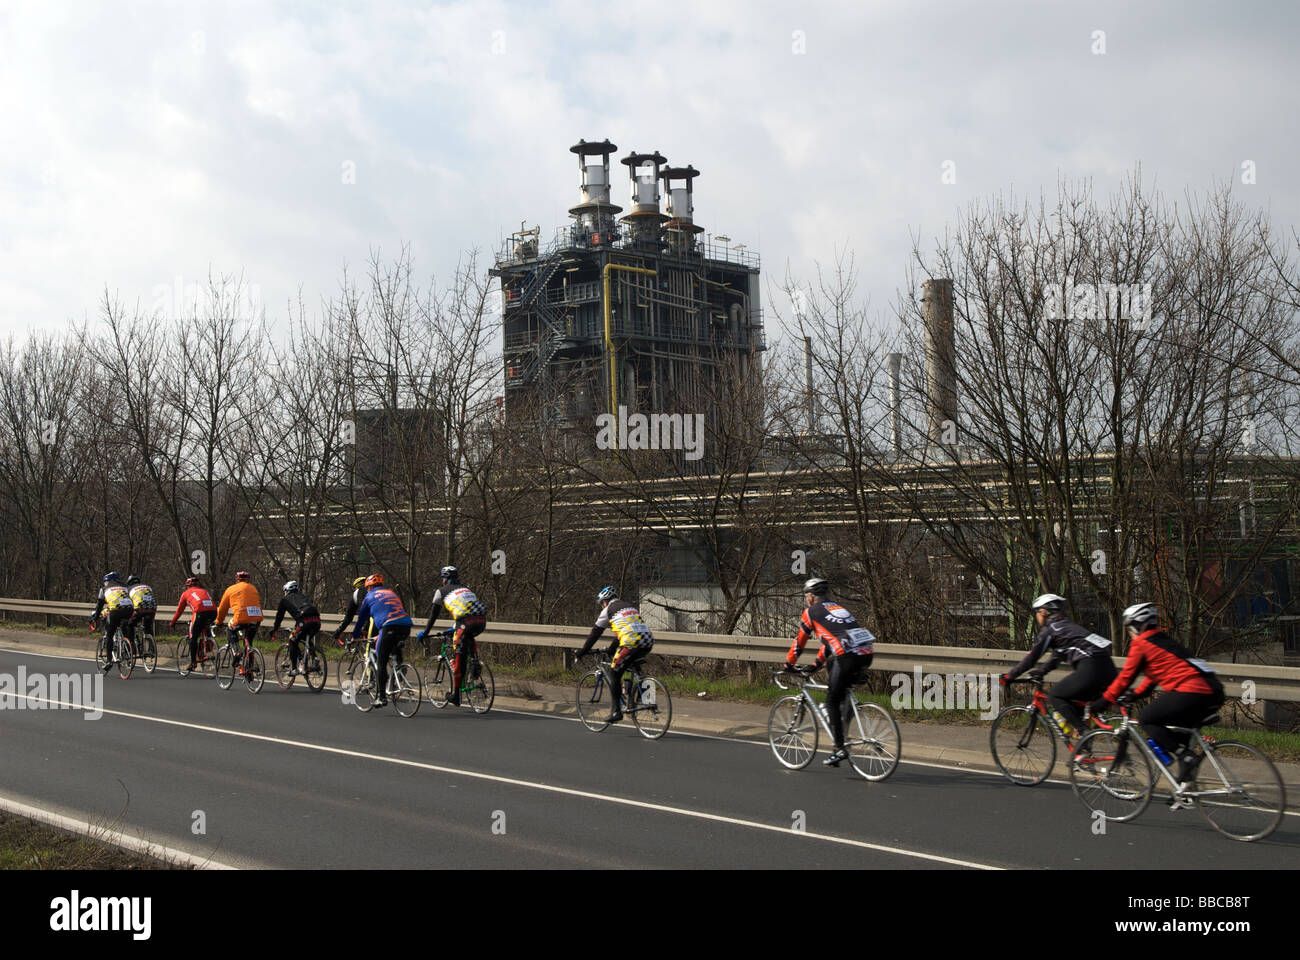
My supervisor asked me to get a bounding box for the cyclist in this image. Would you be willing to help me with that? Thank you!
[783,578,875,767]
[90,572,136,672]
[271,580,321,676]
[352,574,412,708]
[334,576,370,646]
[215,571,264,676]
[417,566,488,708]
[126,574,157,647]
[169,576,218,673]
[1000,593,1116,740]
[571,586,654,724]
[1089,602,1226,784]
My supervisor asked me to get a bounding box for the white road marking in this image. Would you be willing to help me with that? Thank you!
[8,686,1000,869]
[0,792,238,870]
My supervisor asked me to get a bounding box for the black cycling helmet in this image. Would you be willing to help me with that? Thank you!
[440,566,460,584]
[802,578,829,597]
[126,574,140,587]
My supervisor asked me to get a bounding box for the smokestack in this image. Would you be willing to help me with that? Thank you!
[887,352,903,457]
[619,150,668,246]
[922,278,956,446]
[568,139,622,244]
[661,164,702,254]
[804,336,817,432]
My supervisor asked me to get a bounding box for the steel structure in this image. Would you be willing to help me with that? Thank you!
[492,139,764,457]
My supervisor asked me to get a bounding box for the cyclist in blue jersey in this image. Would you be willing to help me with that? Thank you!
[352,574,412,708]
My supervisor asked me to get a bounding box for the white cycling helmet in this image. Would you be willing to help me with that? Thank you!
[1030,593,1067,612]
[1122,602,1159,629]
[283,581,299,595]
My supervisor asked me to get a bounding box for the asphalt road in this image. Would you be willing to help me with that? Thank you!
[1,647,1297,869]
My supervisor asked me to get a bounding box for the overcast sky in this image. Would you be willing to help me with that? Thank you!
[2,0,1297,342]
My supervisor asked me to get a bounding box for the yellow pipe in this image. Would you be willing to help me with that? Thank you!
[602,263,658,430]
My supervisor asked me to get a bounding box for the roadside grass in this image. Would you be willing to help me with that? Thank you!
[0,810,188,870]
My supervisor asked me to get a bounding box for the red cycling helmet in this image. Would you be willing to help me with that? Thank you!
[235,570,250,581]
[365,574,384,588]
[185,576,200,588]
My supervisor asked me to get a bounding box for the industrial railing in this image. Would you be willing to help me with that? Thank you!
[3,597,1298,701]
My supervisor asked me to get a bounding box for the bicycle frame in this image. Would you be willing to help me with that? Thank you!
[588,663,652,714]
[1093,708,1216,798]
[785,675,860,740]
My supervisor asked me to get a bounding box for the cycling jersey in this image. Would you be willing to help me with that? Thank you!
[272,590,320,633]
[354,587,412,638]
[169,586,216,627]
[427,585,487,623]
[1006,616,1112,680]
[786,600,875,667]
[1103,628,1219,700]
[93,584,135,621]
[129,584,156,611]
[578,599,654,657]
[216,582,264,626]
[338,586,368,635]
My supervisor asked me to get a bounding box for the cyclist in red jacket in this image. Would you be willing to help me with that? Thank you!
[1090,602,1225,784]
[170,577,218,673]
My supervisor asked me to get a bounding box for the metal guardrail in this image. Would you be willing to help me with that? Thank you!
[3,597,1298,701]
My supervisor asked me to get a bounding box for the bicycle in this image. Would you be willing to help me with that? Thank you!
[346,635,421,717]
[215,625,266,693]
[93,624,136,680]
[768,666,901,781]
[132,617,158,673]
[273,626,328,692]
[337,634,367,688]
[575,652,670,739]
[176,623,218,679]
[1069,697,1287,842]
[424,629,495,714]
[989,677,1108,785]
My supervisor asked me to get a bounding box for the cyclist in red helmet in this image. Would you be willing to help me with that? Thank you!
[170,576,218,673]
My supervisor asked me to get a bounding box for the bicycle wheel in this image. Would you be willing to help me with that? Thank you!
[464,658,494,715]
[631,676,671,739]
[216,646,235,690]
[768,696,818,769]
[1069,729,1155,823]
[391,662,422,718]
[989,706,1057,785]
[175,639,192,676]
[576,671,610,732]
[140,634,157,673]
[199,638,218,680]
[116,638,135,680]
[303,645,327,692]
[846,701,901,781]
[244,647,265,693]
[274,643,296,690]
[338,650,357,689]
[1193,741,1286,841]
[350,659,375,712]
[95,637,109,672]
[427,657,454,708]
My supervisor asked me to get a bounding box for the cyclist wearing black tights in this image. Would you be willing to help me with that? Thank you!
[1090,602,1225,784]
[784,579,875,768]
[1001,594,1117,738]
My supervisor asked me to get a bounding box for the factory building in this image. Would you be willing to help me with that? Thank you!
[492,139,764,465]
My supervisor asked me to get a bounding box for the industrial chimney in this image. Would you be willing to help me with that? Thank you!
[619,150,668,246]
[569,139,622,246]
[922,278,956,447]
[887,352,903,457]
[661,164,702,254]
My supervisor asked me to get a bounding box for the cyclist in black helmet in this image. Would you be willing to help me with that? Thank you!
[783,578,875,767]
